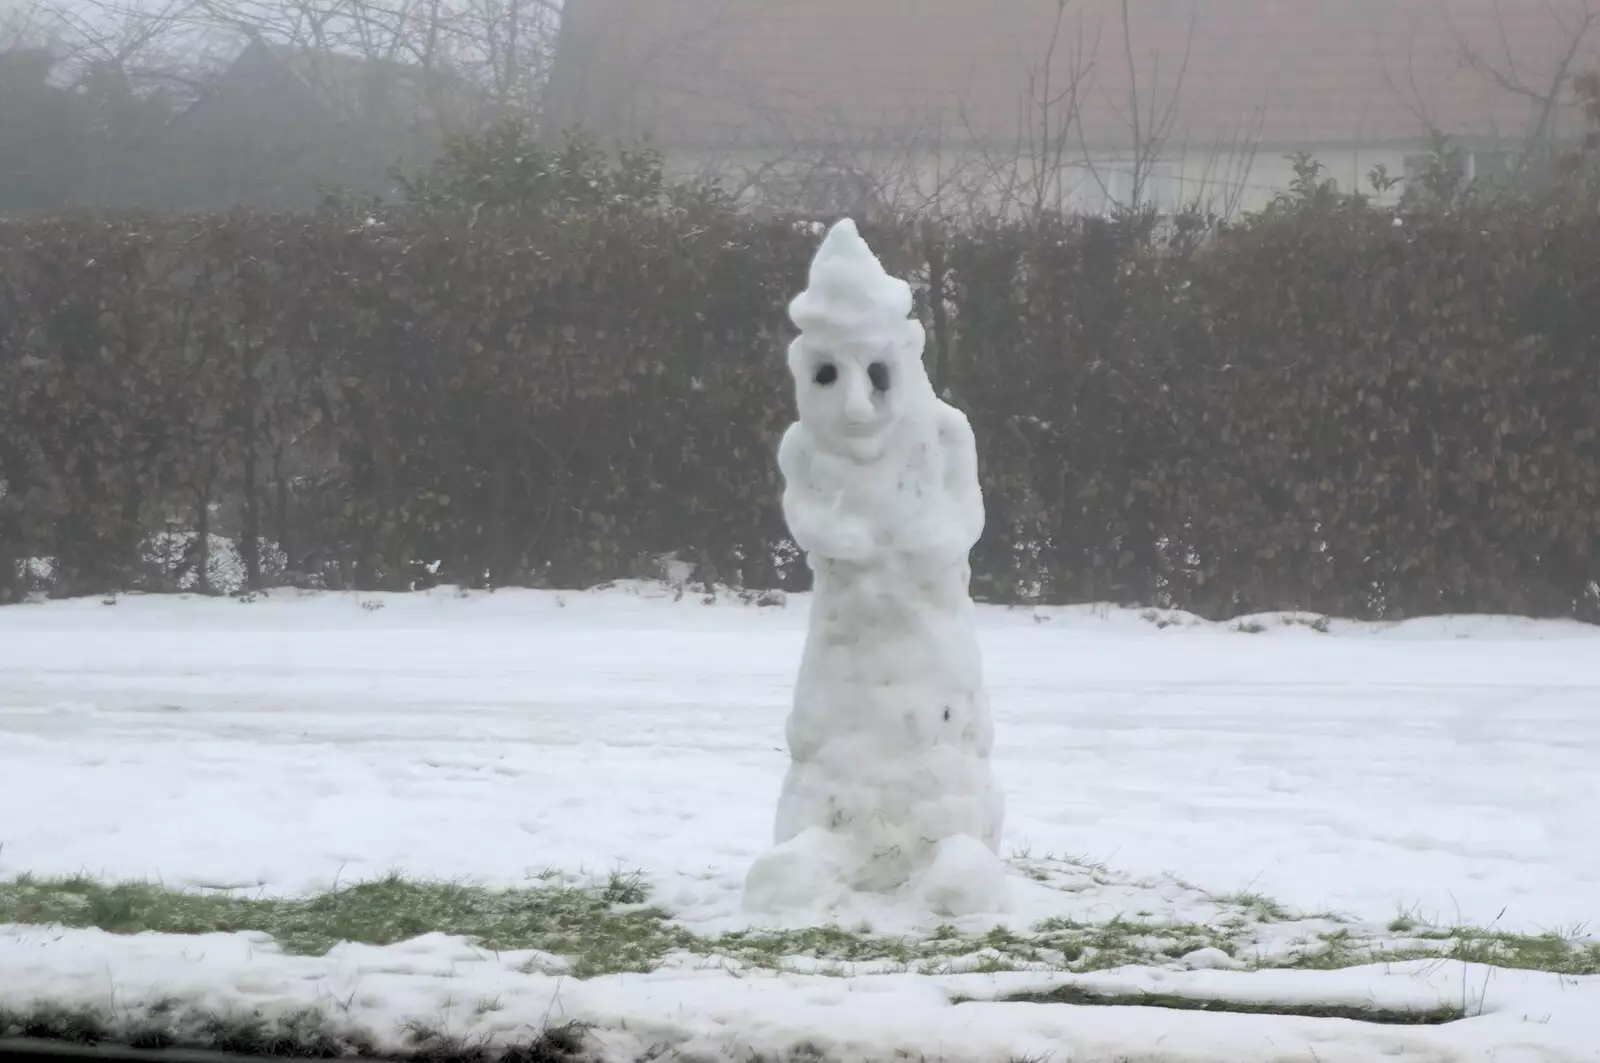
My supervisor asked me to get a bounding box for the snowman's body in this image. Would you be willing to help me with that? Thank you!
[743,220,1007,917]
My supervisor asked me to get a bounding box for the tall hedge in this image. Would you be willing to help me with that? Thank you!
[1,198,1596,620]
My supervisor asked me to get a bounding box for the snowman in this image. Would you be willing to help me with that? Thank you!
[743,219,1007,917]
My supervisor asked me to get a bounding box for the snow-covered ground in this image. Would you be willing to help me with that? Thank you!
[2,584,1598,1062]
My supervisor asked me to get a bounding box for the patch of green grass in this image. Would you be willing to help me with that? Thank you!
[0,868,1255,978]
[1273,928,1412,971]
[710,924,921,966]
[697,915,1244,975]
[971,985,1463,1026]
[1269,925,1600,977]
[0,870,692,977]
[1030,915,1238,972]
[1209,889,1291,922]
[6,866,1596,985]
[1409,926,1600,975]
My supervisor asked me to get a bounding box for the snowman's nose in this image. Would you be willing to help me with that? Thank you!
[844,380,876,424]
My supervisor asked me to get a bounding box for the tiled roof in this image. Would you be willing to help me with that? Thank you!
[543,0,1600,149]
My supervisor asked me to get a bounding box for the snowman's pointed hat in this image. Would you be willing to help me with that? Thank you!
[787,219,915,341]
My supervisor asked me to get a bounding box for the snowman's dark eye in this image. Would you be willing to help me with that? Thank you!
[814,363,838,386]
[867,361,890,391]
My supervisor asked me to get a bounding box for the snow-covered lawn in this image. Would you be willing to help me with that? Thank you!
[1,585,1597,1062]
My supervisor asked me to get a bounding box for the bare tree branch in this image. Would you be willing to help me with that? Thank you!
[948,0,1096,223]
[1073,0,1212,218]
[1447,0,1596,171]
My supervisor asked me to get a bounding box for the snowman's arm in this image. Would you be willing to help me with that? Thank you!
[893,407,985,559]
[939,408,987,548]
[778,424,876,561]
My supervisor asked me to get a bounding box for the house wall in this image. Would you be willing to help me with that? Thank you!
[665,143,1422,219]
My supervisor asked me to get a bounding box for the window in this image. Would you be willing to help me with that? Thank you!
[1466,150,1513,182]
[1403,149,1512,191]
[1088,160,1182,214]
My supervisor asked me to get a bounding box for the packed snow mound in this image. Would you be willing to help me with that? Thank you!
[7,927,1600,1063]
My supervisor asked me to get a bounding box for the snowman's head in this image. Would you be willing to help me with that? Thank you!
[785,219,932,462]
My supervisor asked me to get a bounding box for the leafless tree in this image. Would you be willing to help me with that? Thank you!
[0,0,219,206]
[1071,0,1189,213]
[1074,0,1262,221]
[955,0,1099,222]
[5,0,210,94]
[461,0,558,115]
[955,0,1257,223]
[1379,0,1599,187]
[580,0,1259,226]
[676,109,987,225]
[1452,0,1597,171]
[168,0,562,129]
[1,0,43,46]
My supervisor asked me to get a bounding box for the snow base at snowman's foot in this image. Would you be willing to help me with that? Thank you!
[743,827,1010,918]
